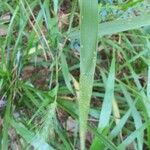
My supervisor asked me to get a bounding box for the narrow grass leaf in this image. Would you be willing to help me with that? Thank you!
[1,93,12,150]
[52,0,58,15]
[117,42,150,119]
[147,39,150,102]
[98,13,150,37]
[60,53,74,94]
[145,38,150,148]
[118,123,147,150]
[99,51,115,130]
[90,51,115,150]
[110,107,132,139]
[112,99,121,125]
[3,5,19,50]
[69,13,150,39]
[40,0,51,31]
[120,84,144,150]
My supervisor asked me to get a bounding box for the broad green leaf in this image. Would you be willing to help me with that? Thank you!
[79,0,98,149]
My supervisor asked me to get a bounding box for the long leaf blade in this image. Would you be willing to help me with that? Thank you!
[79,0,98,149]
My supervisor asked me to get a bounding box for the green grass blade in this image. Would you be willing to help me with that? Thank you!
[110,108,132,139]
[147,38,150,103]
[79,0,98,149]
[120,85,144,150]
[98,13,150,37]
[98,51,115,130]
[40,0,51,31]
[146,38,150,148]
[1,93,12,150]
[90,51,115,150]
[118,123,147,150]
[52,0,58,15]
[69,13,150,39]
[60,53,74,94]
[3,5,19,49]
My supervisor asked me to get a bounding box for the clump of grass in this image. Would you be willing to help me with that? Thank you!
[0,0,150,150]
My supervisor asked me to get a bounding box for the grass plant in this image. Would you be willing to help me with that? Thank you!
[0,0,150,150]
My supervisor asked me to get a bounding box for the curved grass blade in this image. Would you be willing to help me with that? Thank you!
[79,0,98,149]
